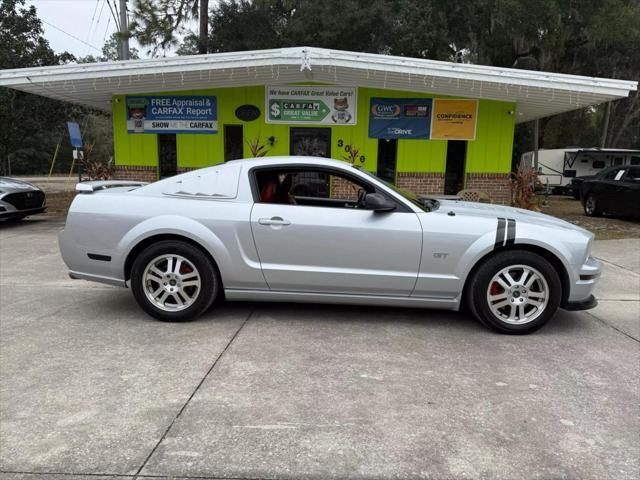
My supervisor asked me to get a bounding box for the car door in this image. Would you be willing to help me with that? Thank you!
[620,167,640,216]
[250,167,422,296]
[596,167,625,212]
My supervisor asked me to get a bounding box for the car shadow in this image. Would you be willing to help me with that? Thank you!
[78,287,588,335]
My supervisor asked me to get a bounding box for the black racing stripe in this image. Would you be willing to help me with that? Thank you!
[494,218,506,249]
[506,219,516,246]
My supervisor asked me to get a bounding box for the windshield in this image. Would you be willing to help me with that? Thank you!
[354,167,439,212]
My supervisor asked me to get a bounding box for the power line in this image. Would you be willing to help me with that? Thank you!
[83,0,101,56]
[40,19,102,52]
[105,0,121,31]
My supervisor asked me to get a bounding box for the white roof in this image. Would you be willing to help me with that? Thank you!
[0,46,636,123]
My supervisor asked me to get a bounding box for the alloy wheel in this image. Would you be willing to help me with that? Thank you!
[486,264,549,324]
[142,254,201,312]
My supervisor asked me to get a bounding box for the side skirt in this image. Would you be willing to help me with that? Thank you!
[224,289,460,310]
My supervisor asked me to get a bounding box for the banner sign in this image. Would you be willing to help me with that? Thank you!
[368,98,479,140]
[430,99,478,140]
[368,98,433,139]
[126,95,217,134]
[266,85,357,125]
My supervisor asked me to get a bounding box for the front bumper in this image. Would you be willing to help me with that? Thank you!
[563,256,602,309]
[0,206,47,219]
[564,294,598,311]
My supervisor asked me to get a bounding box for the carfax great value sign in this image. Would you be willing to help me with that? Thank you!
[266,85,357,125]
[126,95,217,134]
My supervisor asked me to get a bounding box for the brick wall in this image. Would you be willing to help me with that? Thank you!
[113,165,157,182]
[330,176,360,200]
[396,173,445,196]
[464,173,512,204]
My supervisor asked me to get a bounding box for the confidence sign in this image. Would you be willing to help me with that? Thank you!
[126,95,218,134]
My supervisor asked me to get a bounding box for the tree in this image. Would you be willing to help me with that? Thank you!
[129,0,209,55]
[78,33,140,63]
[0,0,75,174]
[0,0,115,175]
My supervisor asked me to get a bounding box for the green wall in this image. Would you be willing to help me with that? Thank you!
[112,85,515,177]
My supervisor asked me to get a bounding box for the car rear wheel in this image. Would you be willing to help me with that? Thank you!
[131,240,219,322]
[584,194,602,216]
[466,250,561,334]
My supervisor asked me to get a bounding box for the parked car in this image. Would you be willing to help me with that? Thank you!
[569,165,623,200]
[0,177,47,221]
[520,148,640,195]
[582,166,640,219]
[59,157,601,334]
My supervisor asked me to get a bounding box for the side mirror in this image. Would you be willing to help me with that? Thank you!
[365,193,396,212]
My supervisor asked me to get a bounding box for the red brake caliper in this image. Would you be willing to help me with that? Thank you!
[490,282,503,296]
[179,263,193,274]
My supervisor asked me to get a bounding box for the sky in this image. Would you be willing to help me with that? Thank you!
[27,0,146,58]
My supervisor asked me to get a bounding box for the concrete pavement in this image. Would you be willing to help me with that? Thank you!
[1,218,638,479]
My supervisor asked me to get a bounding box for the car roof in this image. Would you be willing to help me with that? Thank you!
[222,156,354,170]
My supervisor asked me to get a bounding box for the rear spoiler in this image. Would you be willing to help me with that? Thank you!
[76,180,148,193]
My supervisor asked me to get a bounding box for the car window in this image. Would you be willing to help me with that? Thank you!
[630,156,640,166]
[625,167,640,181]
[254,168,374,208]
[614,169,625,181]
[602,168,625,180]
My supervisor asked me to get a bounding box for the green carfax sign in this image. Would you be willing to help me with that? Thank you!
[265,85,357,125]
[268,99,331,122]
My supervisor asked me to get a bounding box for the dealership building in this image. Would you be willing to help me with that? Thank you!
[0,47,636,201]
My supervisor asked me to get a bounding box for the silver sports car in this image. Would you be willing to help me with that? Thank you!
[0,177,47,221]
[59,156,601,334]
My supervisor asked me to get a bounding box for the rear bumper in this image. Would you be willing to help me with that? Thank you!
[563,294,598,311]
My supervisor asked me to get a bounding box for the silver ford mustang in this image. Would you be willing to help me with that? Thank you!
[59,156,601,334]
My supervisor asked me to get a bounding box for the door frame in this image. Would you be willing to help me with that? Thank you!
[444,140,468,194]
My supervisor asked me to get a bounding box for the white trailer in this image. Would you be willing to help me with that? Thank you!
[520,148,640,194]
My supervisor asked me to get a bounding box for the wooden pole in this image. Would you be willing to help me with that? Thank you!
[48,143,61,177]
[533,119,540,171]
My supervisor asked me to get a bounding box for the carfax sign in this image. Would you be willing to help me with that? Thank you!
[266,85,357,125]
[126,95,217,134]
[369,98,433,139]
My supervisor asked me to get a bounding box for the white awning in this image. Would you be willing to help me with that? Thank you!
[0,46,636,123]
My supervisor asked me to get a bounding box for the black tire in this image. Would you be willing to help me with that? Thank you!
[583,193,602,217]
[466,250,562,334]
[130,240,220,322]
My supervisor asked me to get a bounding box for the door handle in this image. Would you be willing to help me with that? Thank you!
[258,217,291,226]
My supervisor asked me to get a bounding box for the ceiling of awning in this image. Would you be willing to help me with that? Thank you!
[0,47,636,123]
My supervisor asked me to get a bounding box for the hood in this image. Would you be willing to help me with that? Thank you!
[435,199,590,234]
[0,177,40,192]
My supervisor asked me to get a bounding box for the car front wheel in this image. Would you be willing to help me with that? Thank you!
[130,240,219,322]
[584,193,602,216]
[467,250,561,334]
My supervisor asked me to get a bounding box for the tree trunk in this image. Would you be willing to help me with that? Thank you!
[198,0,209,54]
